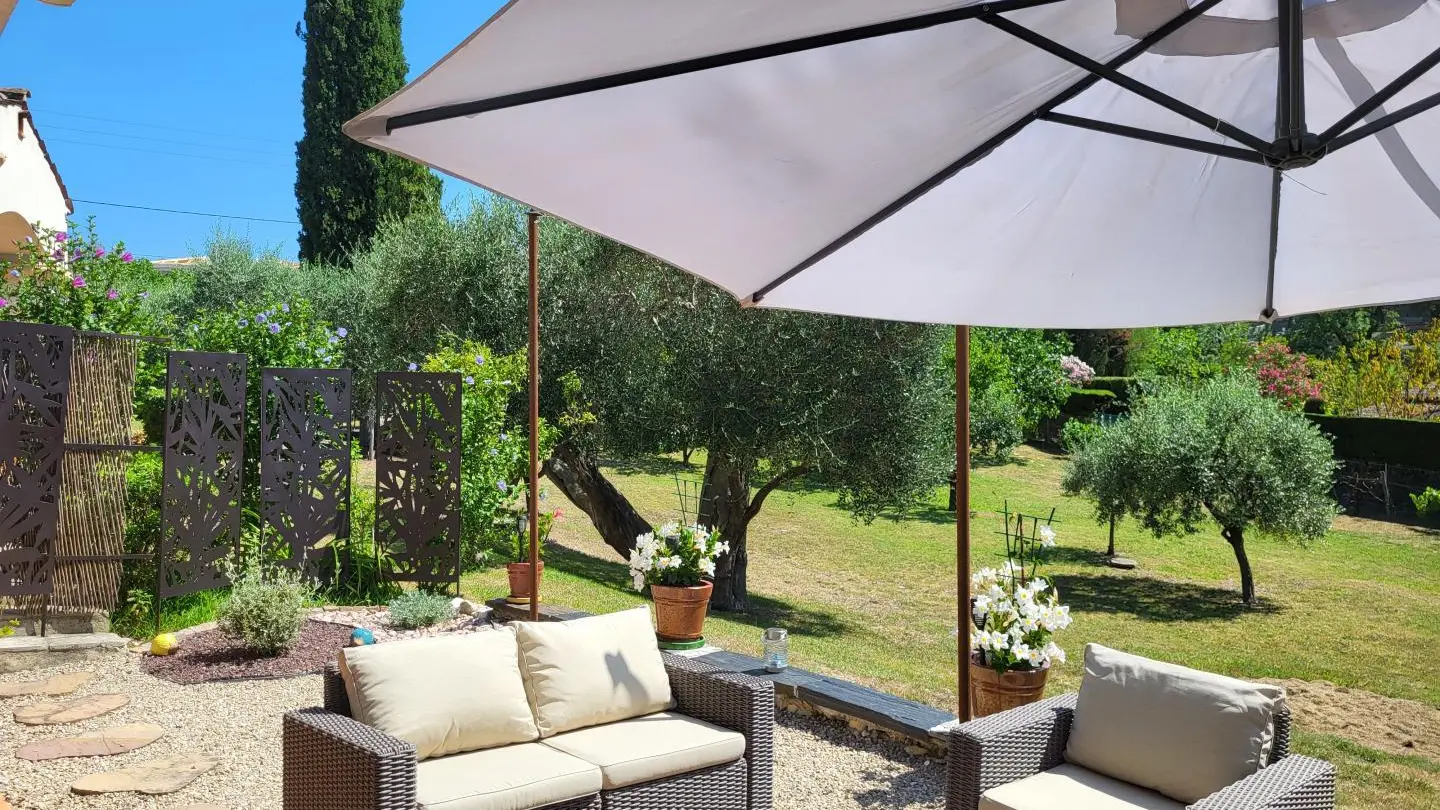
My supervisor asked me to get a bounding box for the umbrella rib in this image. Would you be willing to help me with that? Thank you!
[1326,90,1440,153]
[382,0,1068,133]
[1042,112,1270,165]
[747,0,1227,305]
[982,14,1274,155]
[1316,46,1440,146]
[1264,169,1281,321]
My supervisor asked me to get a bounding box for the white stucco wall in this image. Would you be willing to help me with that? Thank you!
[0,100,71,244]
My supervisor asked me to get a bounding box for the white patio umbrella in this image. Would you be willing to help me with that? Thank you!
[346,0,1440,719]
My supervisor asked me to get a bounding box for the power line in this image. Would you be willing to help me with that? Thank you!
[30,107,295,146]
[72,198,299,225]
[45,137,291,168]
[42,124,290,157]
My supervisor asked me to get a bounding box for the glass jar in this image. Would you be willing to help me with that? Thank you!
[763,627,789,673]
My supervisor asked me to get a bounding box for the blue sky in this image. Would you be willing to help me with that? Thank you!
[2,0,504,260]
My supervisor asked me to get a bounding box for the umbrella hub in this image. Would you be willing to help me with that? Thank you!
[1269,133,1324,170]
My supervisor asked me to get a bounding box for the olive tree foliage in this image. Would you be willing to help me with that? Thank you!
[1062,374,1339,604]
[348,201,955,610]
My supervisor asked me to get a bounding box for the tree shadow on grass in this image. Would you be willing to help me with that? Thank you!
[1052,572,1281,622]
[547,543,848,639]
[602,455,698,477]
[1042,546,1115,567]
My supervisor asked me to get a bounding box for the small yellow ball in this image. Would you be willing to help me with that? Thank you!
[150,633,180,656]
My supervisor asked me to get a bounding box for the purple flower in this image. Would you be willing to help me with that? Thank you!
[269,323,281,334]
[238,318,247,327]
[464,375,475,385]
[407,362,418,372]
[52,249,63,261]
[336,327,348,338]
[281,303,291,313]
[54,232,67,243]
[72,276,87,289]
[499,432,508,442]
[121,252,133,263]
[255,313,268,325]
[497,480,509,493]
[0,297,9,308]
[106,289,119,300]
[95,246,107,258]
[8,269,19,278]
[328,335,339,345]
[474,354,485,366]
[138,291,150,299]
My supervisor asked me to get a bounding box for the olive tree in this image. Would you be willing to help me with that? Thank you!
[1062,374,1339,604]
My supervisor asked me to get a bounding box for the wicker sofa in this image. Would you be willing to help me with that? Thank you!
[947,645,1336,810]
[282,607,774,810]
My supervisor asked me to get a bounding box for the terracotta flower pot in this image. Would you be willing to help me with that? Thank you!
[970,653,1049,718]
[506,561,544,605]
[650,581,713,642]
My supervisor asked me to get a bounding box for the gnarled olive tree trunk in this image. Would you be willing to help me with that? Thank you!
[1220,525,1256,605]
[698,453,809,612]
[542,441,652,558]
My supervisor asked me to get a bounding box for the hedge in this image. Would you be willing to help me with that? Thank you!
[1062,388,1117,419]
[1305,414,1440,471]
[1087,376,1137,403]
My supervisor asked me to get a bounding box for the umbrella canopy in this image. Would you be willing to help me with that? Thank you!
[346,0,1440,329]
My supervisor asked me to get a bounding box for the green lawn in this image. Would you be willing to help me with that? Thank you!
[461,446,1440,810]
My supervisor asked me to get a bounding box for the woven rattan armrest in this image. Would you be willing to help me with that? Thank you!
[946,693,1078,810]
[283,707,417,810]
[662,653,775,810]
[1186,755,1336,810]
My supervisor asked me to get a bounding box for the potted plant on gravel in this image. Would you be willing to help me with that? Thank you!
[629,522,728,648]
[506,508,560,605]
[969,510,1073,717]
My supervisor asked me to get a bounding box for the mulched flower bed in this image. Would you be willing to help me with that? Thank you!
[141,619,354,685]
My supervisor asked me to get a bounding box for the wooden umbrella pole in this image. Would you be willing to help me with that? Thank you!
[527,210,542,621]
[957,324,973,722]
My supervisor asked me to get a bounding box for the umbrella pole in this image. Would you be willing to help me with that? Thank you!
[527,210,541,621]
[957,325,972,722]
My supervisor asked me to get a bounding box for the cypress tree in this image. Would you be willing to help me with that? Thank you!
[295,0,442,264]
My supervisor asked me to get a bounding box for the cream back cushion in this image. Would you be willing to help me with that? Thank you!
[515,606,674,737]
[338,627,539,760]
[1065,644,1285,804]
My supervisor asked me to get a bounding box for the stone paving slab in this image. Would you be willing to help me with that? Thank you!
[16,723,166,760]
[70,754,220,795]
[13,693,130,725]
[0,671,94,698]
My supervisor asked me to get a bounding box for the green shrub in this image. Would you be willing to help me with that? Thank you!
[1062,388,1117,419]
[386,591,455,629]
[216,559,314,656]
[1412,488,1440,522]
[1060,419,1105,455]
[971,385,1024,464]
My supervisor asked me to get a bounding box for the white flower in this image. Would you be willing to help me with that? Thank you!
[701,559,716,577]
[655,556,671,570]
[1038,525,1057,548]
[631,573,646,592]
[715,542,730,556]
[1011,642,1033,662]
[1044,642,1067,665]
[1024,646,1047,667]
[986,584,1006,603]
[659,521,679,537]
[973,594,992,614]
[1017,615,1040,633]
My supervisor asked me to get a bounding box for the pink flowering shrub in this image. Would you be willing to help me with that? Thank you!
[0,222,159,334]
[1247,338,1321,410]
[1059,354,1095,386]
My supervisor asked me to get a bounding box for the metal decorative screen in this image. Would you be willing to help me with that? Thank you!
[375,372,461,589]
[260,369,352,578]
[159,352,246,599]
[0,322,73,598]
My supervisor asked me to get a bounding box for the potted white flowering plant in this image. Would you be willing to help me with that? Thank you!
[969,510,1073,717]
[629,522,728,644]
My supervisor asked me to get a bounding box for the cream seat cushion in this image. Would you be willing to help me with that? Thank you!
[540,711,745,789]
[514,607,674,737]
[980,763,1183,810]
[1065,644,1285,804]
[415,743,601,810]
[339,628,538,760]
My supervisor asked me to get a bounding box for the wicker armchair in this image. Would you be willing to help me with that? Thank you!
[283,653,774,810]
[946,694,1336,810]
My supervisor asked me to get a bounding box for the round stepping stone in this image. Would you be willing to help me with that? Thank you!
[70,754,220,795]
[15,722,166,760]
[13,693,129,725]
[0,671,95,698]
[1107,557,1138,570]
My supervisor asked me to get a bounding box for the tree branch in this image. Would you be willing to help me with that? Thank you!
[746,465,811,522]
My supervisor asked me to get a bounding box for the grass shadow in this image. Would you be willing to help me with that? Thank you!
[547,542,848,639]
[1052,572,1281,621]
[603,455,699,477]
[1041,546,1114,567]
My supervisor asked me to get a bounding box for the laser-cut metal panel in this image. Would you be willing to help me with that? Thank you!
[260,369,352,578]
[375,372,461,588]
[159,352,246,599]
[0,322,73,598]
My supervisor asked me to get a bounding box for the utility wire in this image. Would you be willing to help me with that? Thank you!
[72,198,299,225]
[44,137,290,168]
[42,124,290,157]
[30,107,294,146]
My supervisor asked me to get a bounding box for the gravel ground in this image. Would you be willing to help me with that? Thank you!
[1,651,943,810]
[142,621,353,685]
